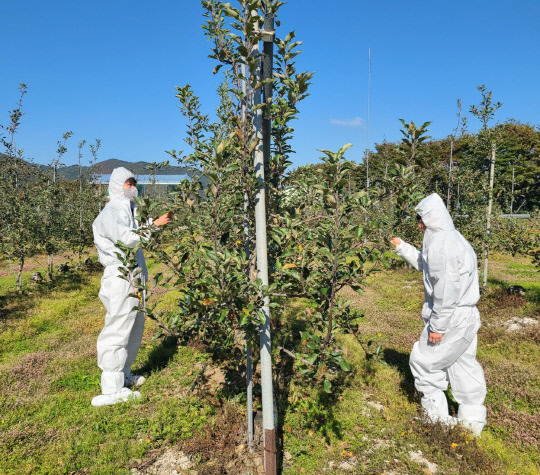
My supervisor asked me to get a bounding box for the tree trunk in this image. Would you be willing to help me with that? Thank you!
[47,254,53,281]
[17,254,24,292]
[482,145,496,291]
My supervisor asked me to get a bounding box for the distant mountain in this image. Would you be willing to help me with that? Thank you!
[1,155,204,184]
[57,158,194,180]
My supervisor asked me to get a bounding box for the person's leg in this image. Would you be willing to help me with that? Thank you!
[122,310,146,386]
[410,326,452,422]
[96,268,140,395]
[447,335,487,435]
[410,321,477,425]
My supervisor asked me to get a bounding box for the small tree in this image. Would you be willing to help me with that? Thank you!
[61,138,103,265]
[398,118,432,167]
[0,84,43,291]
[274,144,385,392]
[469,85,502,291]
[447,99,465,210]
[41,131,73,280]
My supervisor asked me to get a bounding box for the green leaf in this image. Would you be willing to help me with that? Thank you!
[339,359,351,372]
[323,379,332,393]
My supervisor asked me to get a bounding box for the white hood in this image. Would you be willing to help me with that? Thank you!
[415,193,454,233]
[108,167,134,200]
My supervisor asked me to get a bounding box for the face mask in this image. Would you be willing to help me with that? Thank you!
[124,187,138,200]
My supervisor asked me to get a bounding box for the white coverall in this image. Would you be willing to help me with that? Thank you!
[92,167,148,396]
[395,193,487,435]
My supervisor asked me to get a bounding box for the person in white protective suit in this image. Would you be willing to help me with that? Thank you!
[390,193,487,436]
[91,167,172,407]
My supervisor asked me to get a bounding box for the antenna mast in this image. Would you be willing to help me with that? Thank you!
[366,47,371,190]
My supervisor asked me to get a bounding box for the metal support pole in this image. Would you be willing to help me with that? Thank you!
[262,14,275,184]
[482,144,495,291]
[246,339,254,449]
[366,47,371,191]
[447,137,454,210]
[510,167,515,216]
[254,12,277,475]
[241,62,254,451]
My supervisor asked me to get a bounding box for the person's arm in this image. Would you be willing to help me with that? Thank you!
[115,210,142,248]
[426,242,461,335]
[390,237,423,271]
[110,208,173,248]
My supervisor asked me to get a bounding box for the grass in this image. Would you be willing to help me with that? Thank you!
[0,253,538,474]
[0,257,215,474]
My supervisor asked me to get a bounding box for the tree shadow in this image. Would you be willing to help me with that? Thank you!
[137,335,180,375]
[383,347,459,415]
[155,299,348,474]
[488,276,540,303]
[272,303,346,473]
[0,269,95,323]
[383,348,417,403]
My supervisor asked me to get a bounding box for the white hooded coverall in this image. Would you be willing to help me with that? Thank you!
[395,193,487,434]
[92,167,148,395]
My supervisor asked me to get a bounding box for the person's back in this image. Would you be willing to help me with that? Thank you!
[416,195,480,332]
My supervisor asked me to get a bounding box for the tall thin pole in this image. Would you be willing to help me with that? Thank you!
[262,15,274,182]
[255,13,276,475]
[447,100,462,210]
[241,62,254,451]
[482,144,495,291]
[366,47,371,190]
[510,167,515,215]
[447,138,454,210]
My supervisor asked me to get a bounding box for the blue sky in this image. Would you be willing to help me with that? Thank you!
[1,0,539,168]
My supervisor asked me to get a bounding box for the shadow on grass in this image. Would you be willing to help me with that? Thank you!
[383,347,459,416]
[383,348,417,404]
[0,270,96,323]
[155,298,349,473]
[137,335,180,375]
[272,301,346,473]
[488,276,540,303]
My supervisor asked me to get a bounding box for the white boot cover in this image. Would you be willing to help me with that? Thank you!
[124,370,146,388]
[420,391,459,426]
[458,404,486,436]
[91,387,141,407]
